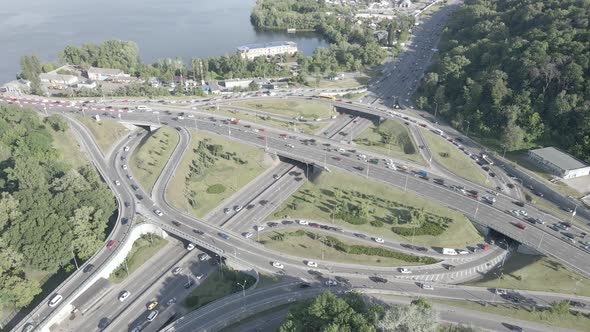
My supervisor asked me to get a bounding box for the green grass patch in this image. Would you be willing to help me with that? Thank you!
[109,234,168,283]
[167,130,270,218]
[422,129,489,187]
[49,126,90,171]
[77,116,130,154]
[465,252,590,297]
[269,170,483,248]
[207,107,320,134]
[315,75,368,89]
[431,298,590,331]
[206,183,226,194]
[232,98,336,119]
[354,120,424,164]
[257,273,281,288]
[130,126,179,193]
[184,266,256,310]
[341,92,365,100]
[259,230,436,266]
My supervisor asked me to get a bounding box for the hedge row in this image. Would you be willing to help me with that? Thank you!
[391,221,447,236]
[324,236,438,264]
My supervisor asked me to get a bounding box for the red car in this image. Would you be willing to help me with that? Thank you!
[516,223,527,230]
[106,240,117,250]
[258,136,266,140]
[259,128,266,132]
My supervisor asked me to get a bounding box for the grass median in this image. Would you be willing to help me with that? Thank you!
[431,298,590,331]
[109,234,168,283]
[130,126,179,193]
[269,170,483,248]
[232,98,336,120]
[465,252,590,297]
[205,107,321,134]
[166,129,271,218]
[422,129,489,187]
[77,116,129,154]
[258,230,437,266]
[354,119,424,164]
[184,266,256,310]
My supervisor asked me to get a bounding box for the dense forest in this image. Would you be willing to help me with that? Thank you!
[0,105,115,308]
[416,0,590,160]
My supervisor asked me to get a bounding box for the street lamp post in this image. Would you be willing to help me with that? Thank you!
[237,280,247,297]
[464,120,470,136]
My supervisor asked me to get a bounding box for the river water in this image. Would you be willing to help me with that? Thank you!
[0,0,326,83]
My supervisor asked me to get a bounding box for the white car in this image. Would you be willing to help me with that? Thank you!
[119,290,130,301]
[114,180,120,186]
[127,174,133,180]
[325,279,338,286]
[495,288,507,295]
[255,225,265,231]
[306,261,318,268]
[186,243,195,251]
[456,249,469,255]
[399,268,412,274]
[374,237,385,244]
[196,273,204,280]
[244,232,253,238]
[286,143,295,148]
[297,220,309,225]
[188,114,195,118]
[122,164,128,170]
[124,146,130,152]
[421,283,434,290]
[154,209,163,217]
[272,262,284,269]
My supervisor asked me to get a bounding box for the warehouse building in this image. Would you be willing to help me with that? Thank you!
[527,147,590,179]
[237,41,298,60]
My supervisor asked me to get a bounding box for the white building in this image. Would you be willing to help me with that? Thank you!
[528,147,590,179]
[237,41,298,60]
[86,67,128,81]
[39,73,78,85]
[222,79,253,89]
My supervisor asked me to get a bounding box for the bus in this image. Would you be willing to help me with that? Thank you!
[318,94,336,101]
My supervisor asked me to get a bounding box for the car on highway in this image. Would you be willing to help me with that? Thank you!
[106,240,116,250]
[154,209,163,217]
[456,249,469,255]
[224,207,231,214]
[568,300,587,308]
[234,205,242,212]
[421,283,434,290]
[122,164,128,170]
[255,225,265,231]
[184,280,195,289]
[399,268,412,274]
[218,232,230,240]
[286,143,295,148]
[186,243,195,251]
[325,279,338,286]
[369,276,388,283]
[306,261,318,267]
[243,232,253,238]
[147,301,158,310]
[172,267,183,275]
[299,282,311,288]
[147,310,159,322]
[114,180,120,186]
[373,237,385,244]
[494,288,508,295]
[48,294,63,307]
[272,262,284,269]
[198,253,210,261]
[196,273,204,280]
[124,146,130,152]
[118,290,130,301]
[127,174,133,180]
[273,174,281,180]
[516,223,527,230]
[297,219,309,225]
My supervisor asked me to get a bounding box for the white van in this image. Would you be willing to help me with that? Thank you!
[442,248,458,255]
[136,105,148,110]
[49,294,63,307]
[147,310,159,321]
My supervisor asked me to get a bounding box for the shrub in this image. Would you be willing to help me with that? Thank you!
[391,220,447,236]
[370,220,384,227]
[206,184,226,194]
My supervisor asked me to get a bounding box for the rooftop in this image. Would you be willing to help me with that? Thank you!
[530,147,588,171]
[237,41,297,52]
[87,67,124,75]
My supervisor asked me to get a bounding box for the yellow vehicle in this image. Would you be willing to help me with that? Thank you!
[147,301,158,310]
[318,94,336,101]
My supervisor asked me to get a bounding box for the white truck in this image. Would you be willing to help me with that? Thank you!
[442,248,457,255]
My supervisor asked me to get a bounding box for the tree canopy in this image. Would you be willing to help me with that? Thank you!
[0,105,116,308]
[416,0,590,160]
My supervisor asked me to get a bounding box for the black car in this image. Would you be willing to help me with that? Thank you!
[299,283,311,289]
[124,201,131,208]
[513,201,525,207]
[83,264,95,273]
[172,220,182,227]
[282,220,294,225]
[121,218,128,225]
[184,280,194,289]
[354,166,364,171]
[193,229,204,235]
[568,300,587,308]
[369,276,388,283]
[135,194,143,200]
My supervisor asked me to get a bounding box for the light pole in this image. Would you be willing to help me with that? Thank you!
[404,172,409,192]
[71,246,79,271]
[433,101,438,121]
[237,280,247,297]
[502,145,507,158]
[464,120,470,136]
[194,118,198,130]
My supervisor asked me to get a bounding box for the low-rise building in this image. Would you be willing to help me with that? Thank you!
[528,147,590,179]
[76,81,97,89]
[237,41,298,60]
[222,79,253,89]
[40,73,78,85]
[85,67,128,81]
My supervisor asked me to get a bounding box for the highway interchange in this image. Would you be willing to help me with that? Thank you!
[4,1,590,331]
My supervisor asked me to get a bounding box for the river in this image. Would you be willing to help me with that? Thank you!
[0,0,327,83]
